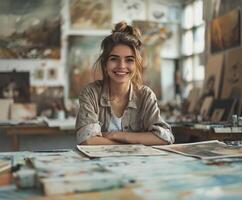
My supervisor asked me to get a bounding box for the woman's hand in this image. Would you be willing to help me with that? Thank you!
[103,132,128,143]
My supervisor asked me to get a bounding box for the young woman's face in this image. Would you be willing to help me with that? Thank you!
[106,44,136,85]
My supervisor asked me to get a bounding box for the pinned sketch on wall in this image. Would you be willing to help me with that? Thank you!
[68,36,103,98]
[0,0,61,59]
[147,0,168,23]
[47,68,58,80]
[0,72,30,103]
[69,0,112,30]
[33,68,45,81]
[221,48,242,115]
[210,9,240,53]
[112,0,146,24]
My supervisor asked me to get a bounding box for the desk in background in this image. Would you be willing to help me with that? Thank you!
[172,125,242,143]
[0,120,75,151]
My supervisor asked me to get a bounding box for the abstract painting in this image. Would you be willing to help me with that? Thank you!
[210,9,240,53]
[69,0,112,29]
[0,0,61,59]
[68,35,104,98]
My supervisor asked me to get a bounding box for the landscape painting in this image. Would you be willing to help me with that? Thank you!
[0,0,61,59]
[69,0,112,30]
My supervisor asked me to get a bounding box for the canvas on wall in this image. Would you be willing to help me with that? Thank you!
[203,54,224,99]
[0,0,61,59]
[221,48,242,115]
[210,9,240,54]
[112,0,146,24]
[133,21,171,100]
[69,0,112,30]
[68,36,104,98]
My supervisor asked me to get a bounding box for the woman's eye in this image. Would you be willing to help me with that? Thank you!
[109,57,118,61]
[126,59,134,63]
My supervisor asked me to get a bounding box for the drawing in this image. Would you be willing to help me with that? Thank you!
[69,0,112,29]
[210,9,240,53]
[77,145,166,158]
[0,0,61,59]
[154,140,242,159]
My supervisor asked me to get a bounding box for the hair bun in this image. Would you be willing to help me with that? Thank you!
[112,21,141,41]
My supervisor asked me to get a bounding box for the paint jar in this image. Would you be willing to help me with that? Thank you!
[231,115,238,127]
[238,117,242,127]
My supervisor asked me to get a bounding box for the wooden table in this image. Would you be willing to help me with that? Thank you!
[1,123,75,151]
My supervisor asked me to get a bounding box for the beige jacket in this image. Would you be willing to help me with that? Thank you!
[76,80,174,144]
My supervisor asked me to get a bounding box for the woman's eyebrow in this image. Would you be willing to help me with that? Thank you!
[109,55,135,58]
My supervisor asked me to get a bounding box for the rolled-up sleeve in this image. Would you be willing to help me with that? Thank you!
[75,87,101,144]
[143,88,175,144]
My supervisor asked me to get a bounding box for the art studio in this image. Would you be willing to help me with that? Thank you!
[0,0,242,199]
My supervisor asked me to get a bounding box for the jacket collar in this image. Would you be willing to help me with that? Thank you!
[100,80,137,109]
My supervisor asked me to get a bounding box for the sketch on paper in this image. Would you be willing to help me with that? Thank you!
[70,0,112,30]
[210,9,240,53]
[222,48,242,115]
[154,140,242,159]
[68,35,104,98]
[0,0,61,59]
[77,144,166,158]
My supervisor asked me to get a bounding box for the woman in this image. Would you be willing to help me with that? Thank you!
[76,21,174,145]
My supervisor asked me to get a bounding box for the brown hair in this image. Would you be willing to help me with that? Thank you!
[94,21,144,90]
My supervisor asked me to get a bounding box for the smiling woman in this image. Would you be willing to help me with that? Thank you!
[75,21,174,146]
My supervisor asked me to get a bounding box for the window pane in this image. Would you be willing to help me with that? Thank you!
[182,30,193,56]
[182,57,193,82]
[194,25,205,53]
[182,4,193,29]
[193,0,203,26]
[193,55,204,81]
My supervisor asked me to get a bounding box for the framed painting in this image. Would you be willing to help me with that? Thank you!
[69,0,112,30]
[0,71,30,103]
[210,9,240,53]
[221,48,242,115]
[0,0,61,59]
[68,35,104,98]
